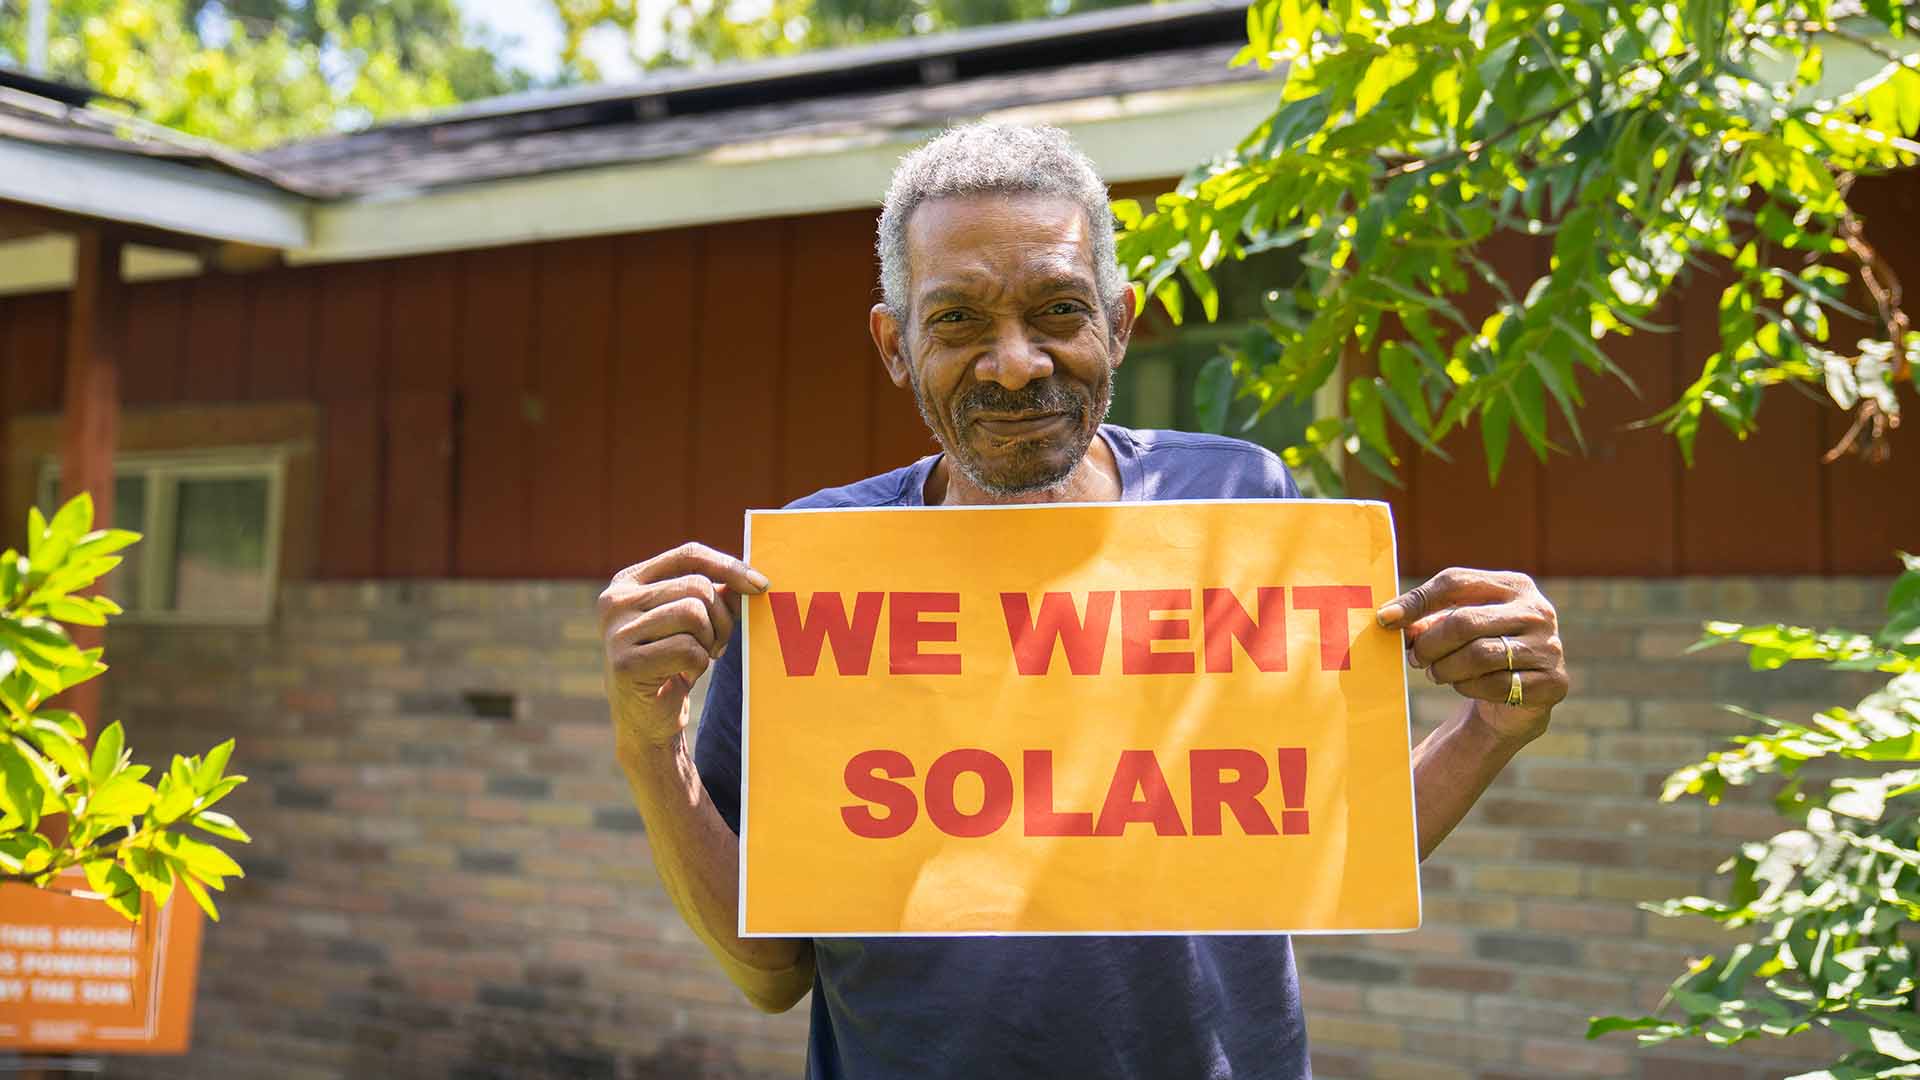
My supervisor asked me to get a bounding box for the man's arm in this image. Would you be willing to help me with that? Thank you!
[1375,568,1569,860]
[600,544,815,1013]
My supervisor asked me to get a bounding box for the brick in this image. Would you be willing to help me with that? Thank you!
[485,774,552,799]
[457,849,519,874]
[1299,978,1366,1011]
[1305,954,1404,984]
[1518,971,1633,1010]
[1639,701,1757,735]
[1474,933,1580,968]
[1585,869,1701,903]
[1576,663,1719,699]
[1635,1053,1752,1080]
[275,785,334,810]
[1518,1037,1632,1076]
[1470,865,1583,897]
[1521,900,1638,937]
[1307,1014,1405,1051]
[526,802,598,828]
[592,807,646,833]
[1368,1054,1471,1080]
[465,797,526,823]
[1525,763,1642,795]
[1524,730,1591,760]
[1309,1049,1368,1080]
[1410,962,1514,994]
[1469,995,1595,1037]
[476,985,545,1010]
[1524,836,1634,867]
[1364,986,1467,1023]
[1426,827,1522,860]
[1421,895,1518,929]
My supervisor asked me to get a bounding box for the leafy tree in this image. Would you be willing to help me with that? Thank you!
[1590,555,1920,1079]
[1115,0,1920,494]
[559,0,1143,74]
[0,495,249,922]
[0,0,534,149]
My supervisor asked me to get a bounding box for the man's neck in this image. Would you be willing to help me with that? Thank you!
[926,431,1123,506]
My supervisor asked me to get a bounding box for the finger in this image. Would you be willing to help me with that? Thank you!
[715,585,743,651]
[1451,668,1569,711]
[618,542,771,596]
[636,574,732,655]
[1406,603,1537,668]
[609,632,713,686]
[1377,567,1530,629]
[1423,630,1553,686]
[612,596,717,656]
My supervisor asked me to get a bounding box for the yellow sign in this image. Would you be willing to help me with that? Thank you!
[740,500,1419,936]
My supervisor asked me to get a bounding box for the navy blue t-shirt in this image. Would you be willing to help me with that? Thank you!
[695,425,1311,1080]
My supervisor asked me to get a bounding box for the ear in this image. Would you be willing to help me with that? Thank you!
[1106,284,1138,369]
[871,303,912,389]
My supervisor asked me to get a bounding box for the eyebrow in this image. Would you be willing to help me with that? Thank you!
[917,273,1097,313]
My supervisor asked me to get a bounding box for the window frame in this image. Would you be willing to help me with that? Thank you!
[37,445,289,626]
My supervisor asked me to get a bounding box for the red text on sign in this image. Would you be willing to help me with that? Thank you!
[839,747,1311,839]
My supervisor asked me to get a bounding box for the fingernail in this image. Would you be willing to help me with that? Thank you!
[746,570,771,592]
[1376,602,1404,627]
[1426,667,1440,684]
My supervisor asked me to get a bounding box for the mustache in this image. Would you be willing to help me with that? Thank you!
[952,379,1088,424]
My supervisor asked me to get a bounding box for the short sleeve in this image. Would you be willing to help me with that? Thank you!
[692,622,747,834]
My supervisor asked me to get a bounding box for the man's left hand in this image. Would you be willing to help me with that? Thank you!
[1375,567,1568,743]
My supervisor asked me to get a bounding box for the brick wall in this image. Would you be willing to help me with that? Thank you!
[78,576,1890,1079]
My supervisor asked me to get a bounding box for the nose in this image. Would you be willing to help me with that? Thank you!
[974,320,1053,390]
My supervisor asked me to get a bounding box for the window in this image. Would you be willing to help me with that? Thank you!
[37,449,286,623]
[1108,246,1346,495]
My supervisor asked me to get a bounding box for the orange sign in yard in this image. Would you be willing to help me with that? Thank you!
[0,876,203,1053]
[740,500,1420,936]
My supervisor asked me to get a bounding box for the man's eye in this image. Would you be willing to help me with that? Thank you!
[1044,302,1084,315]
[933,310,969,323]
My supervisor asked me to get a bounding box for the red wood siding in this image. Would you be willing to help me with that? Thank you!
[2,196,1914,581]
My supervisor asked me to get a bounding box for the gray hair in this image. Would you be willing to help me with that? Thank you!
[877,122,1124,317]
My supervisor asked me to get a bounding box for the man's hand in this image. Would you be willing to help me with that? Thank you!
[598,542,770,753]
[1376,567,1567,743]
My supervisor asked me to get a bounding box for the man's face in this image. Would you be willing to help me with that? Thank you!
[876,193,1130,497]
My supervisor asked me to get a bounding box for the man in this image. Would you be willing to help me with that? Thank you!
[599,122,1568,1078]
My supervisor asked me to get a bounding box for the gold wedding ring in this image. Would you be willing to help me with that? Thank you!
[1507,670,1524,707]
[1500,635,1516,672]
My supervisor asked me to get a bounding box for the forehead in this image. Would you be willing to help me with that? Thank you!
[904,192,1096,296]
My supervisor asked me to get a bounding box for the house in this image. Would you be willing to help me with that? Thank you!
[0,2,1914,1075]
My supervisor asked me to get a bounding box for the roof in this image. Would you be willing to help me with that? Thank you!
[0,76,313,195]
[257,0,1263,198]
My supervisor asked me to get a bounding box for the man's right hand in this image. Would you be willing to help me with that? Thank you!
[598,542,770,752]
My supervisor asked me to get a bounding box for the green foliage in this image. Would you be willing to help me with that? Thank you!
[1116,0,1920,489]
[560,0,1142,74]
[0,494,248,922]
[0,0,533,149]
[1589,553,1920,1079]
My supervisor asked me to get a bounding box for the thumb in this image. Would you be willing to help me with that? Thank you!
[1376,575,1446,629]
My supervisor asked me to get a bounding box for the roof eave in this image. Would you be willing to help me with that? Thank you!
[0,136,310,249]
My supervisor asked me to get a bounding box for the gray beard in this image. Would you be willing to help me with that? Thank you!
[907,349,1113,500]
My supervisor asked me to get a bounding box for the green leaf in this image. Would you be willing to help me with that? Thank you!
[0,739,46,833]
[1480,392,1513,484]
[91,721,125,786]
[83,859,143,922]
[177,870,221,922]
[191,810,252,843]
[1587,1015,1671,1038]
[160,832,244,882]
[1194,353,1236,434]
